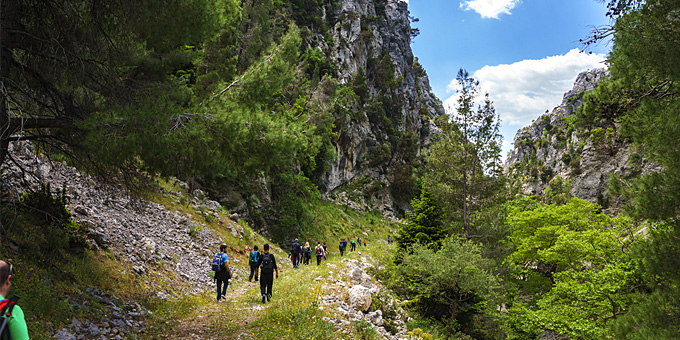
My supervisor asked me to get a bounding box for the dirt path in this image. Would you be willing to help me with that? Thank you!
[161,279,269,340]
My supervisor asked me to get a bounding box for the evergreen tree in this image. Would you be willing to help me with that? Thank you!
[0,0,237,170]
[396,190,447,252]
[578,1,680,337]
[424,69,504,240]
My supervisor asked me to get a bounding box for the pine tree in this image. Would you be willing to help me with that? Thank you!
[396,190,447,252]
[424,69,504,240]
[0,0,237,169]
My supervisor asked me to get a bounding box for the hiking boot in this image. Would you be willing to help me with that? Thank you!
[262,295,266,303]
[255,277,258,281]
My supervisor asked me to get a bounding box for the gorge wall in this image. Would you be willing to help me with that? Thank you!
[211,0,445,222]
[504,69,659,212]
[316,0,444,216]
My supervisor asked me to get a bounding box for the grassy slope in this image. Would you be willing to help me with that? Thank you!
[0,178,400,339]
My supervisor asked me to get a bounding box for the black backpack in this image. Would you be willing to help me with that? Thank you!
[260,253,274,273]
[292,242,301,254]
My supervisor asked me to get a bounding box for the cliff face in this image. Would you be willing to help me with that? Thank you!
[504,69,659,212]
[313,0,444,216]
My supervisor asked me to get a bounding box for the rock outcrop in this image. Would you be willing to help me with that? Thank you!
[319,253,410,340]
[504,69,660,212]
[310,0,444,216]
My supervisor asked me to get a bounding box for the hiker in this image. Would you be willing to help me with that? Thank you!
[303,242,311,265]
[357,236,362,247]
[322,242,328,261]
[339,239,345,257]
[387,235,392,244]
[212,244,232,302]
[0,261,29,340]
[258,243,279,303]
[350,238,356,251]
[363,239,366,247]
[249,245,260,282]
[314,242,325,265]
[290,238,302,268]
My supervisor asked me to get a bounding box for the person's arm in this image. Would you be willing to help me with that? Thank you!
[8,305,30,340]
[224,254,232,277]
[273,255,279,279]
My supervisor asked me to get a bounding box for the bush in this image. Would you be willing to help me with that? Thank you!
[11,183,88,259]
[392,236,499,336]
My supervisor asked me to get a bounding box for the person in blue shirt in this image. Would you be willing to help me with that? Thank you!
[214,244,231,302]
[248,245,259,282]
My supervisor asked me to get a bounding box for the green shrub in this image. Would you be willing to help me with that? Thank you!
[392,236,499,336]
[14,183,89,258]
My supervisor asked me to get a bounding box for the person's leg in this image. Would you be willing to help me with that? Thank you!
[249,264,255,281]
[255,266,259,281]
[222,279,229,298]
[266,276,273,301]
[260,274,267,302]
[217,279,223,301]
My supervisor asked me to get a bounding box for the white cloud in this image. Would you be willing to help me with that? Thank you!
[443,49,606,127]
[460,0,521,19]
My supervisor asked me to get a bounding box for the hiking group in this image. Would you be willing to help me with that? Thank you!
[213,235,372,304]
[338,235,367,256]
[290,239,328,267]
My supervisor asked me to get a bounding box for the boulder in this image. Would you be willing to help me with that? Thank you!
[348,285,372,312]
[53,329,77,340]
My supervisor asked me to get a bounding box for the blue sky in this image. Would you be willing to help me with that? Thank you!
[405,0,612,158]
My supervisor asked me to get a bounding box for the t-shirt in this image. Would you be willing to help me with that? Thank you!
[0,294,29,340]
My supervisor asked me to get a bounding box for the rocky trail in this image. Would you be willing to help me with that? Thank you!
[155,250,412,340]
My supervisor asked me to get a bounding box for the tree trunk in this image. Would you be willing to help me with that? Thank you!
[0,0,17,167]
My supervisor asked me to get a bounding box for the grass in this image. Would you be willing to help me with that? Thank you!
[299,200,398,254]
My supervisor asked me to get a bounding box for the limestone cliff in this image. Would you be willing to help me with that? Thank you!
[310,0,444,216]
[504,69,659,212]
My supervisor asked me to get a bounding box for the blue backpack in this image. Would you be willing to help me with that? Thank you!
[212,253,225,272]
[249,250,259,263]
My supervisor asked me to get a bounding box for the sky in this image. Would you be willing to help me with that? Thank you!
[404,0,612,159]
